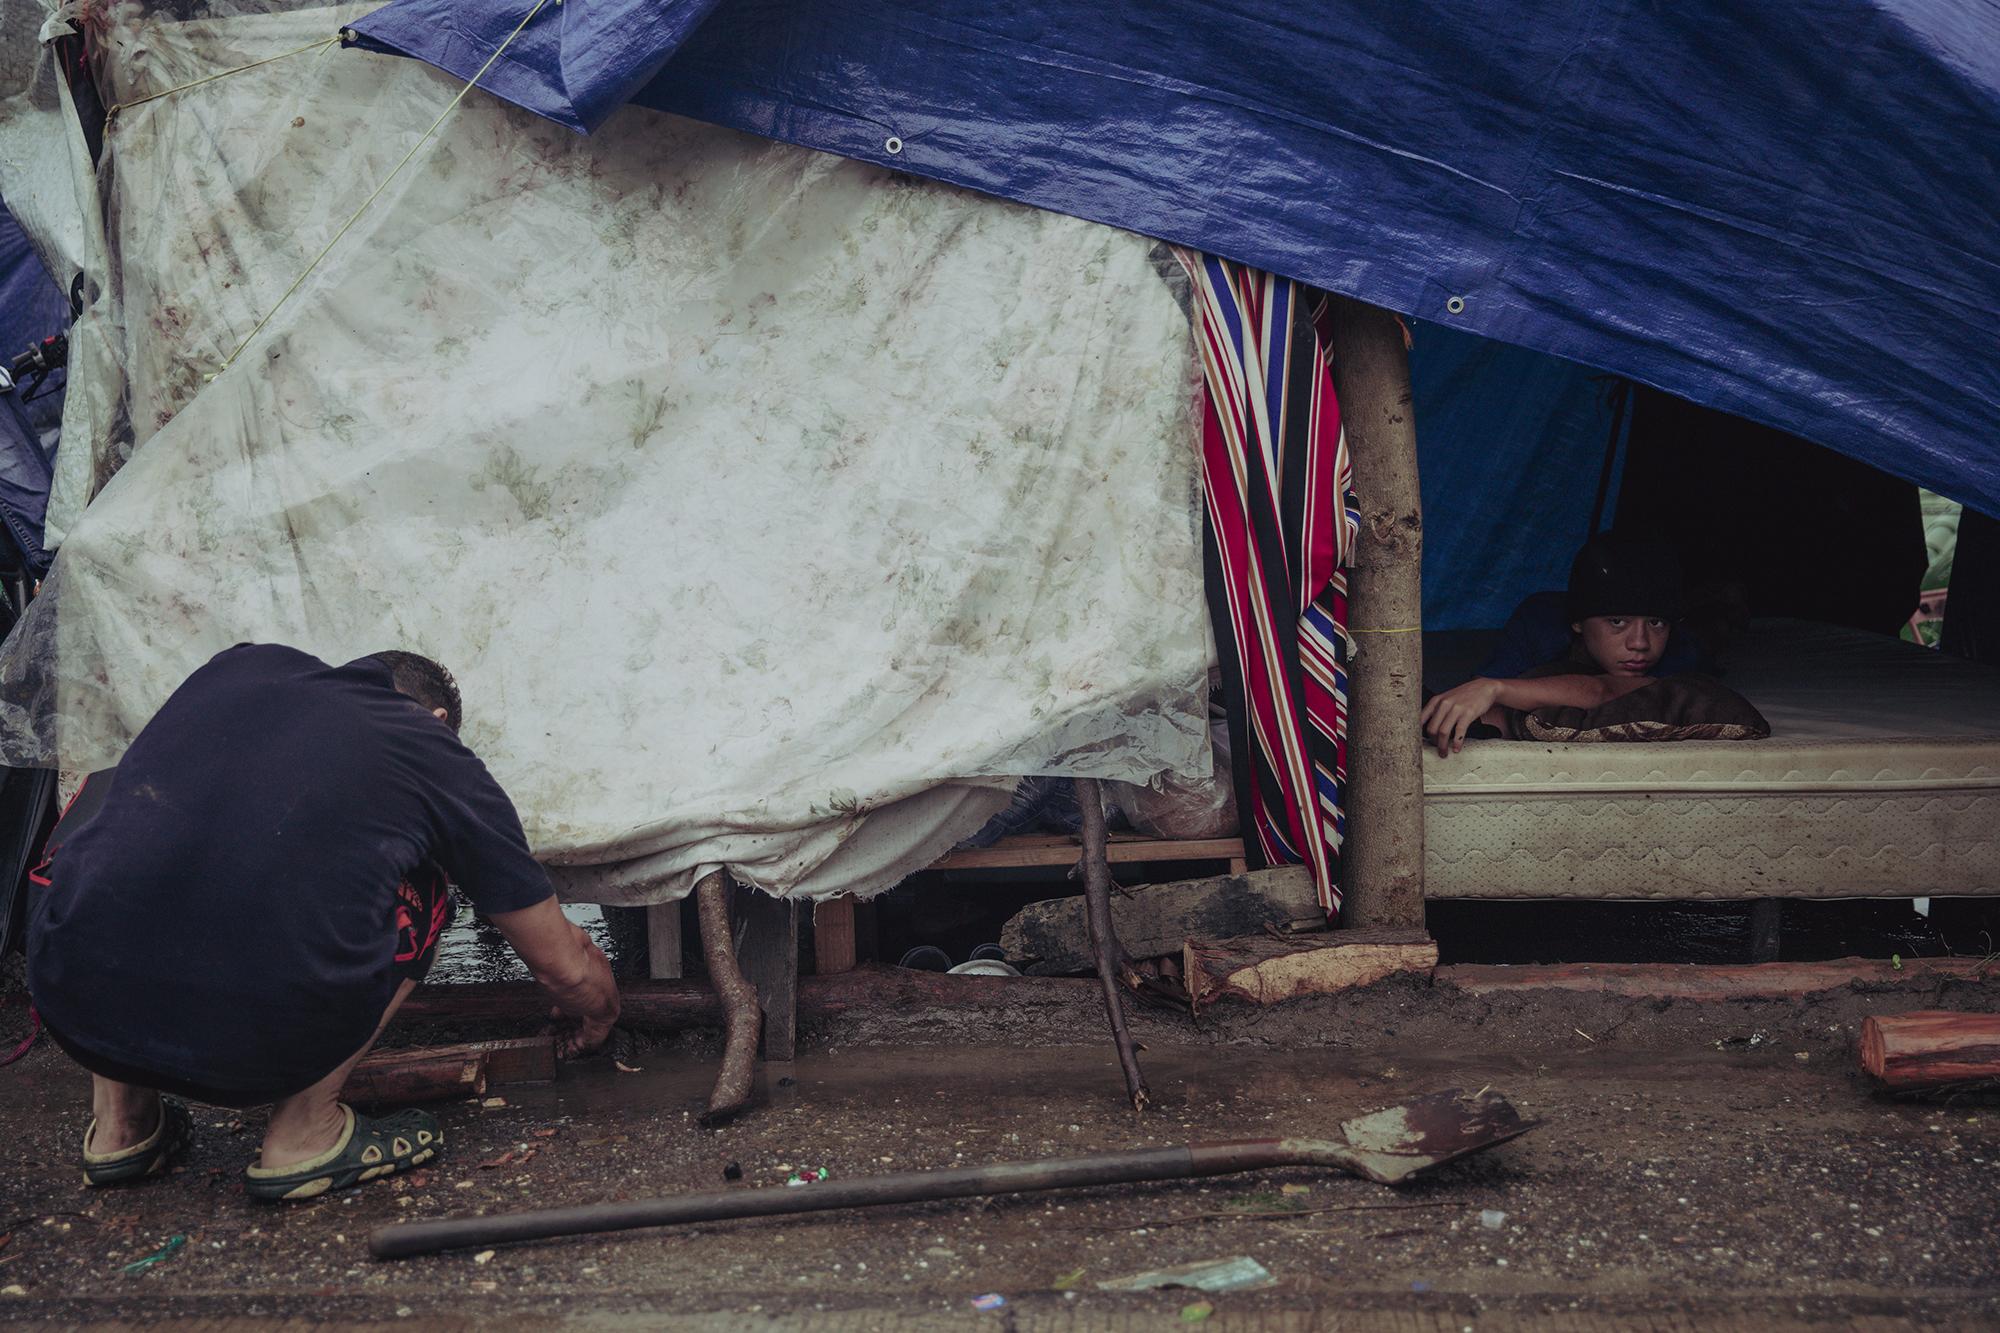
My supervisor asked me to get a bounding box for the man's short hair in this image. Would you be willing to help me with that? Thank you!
[367,651,462,732]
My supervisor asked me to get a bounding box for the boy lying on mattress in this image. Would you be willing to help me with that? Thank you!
[1421,533,1768,757]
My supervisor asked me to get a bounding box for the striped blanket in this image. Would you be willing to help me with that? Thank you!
[1178,252,1359,917]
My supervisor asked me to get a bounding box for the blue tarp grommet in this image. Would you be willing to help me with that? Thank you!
[1446,295,1466,315]
[885,136,904,155]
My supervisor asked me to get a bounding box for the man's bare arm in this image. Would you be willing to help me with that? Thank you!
[486,896,621,1058]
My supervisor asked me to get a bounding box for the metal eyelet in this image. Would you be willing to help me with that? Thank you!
[884,137,904,155]
[1445,295,1466,315]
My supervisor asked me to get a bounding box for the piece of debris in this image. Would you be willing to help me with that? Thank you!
[473,1250,496,1265]
[1480,1209,1507,1230]
[1715,1033,1767,1050]
[1279,1183,1310,1196]
[970,1293,1006,1311]
[1181,1300,1215,1322]
[120,1234,187,1276]
[2,1285,25,1296]
[1097,1256,1276,1294]
[532,1128,559,1139]
[723,1161,743,1181]
[613,1060,644,1074]
[481,1097,508,1109]
[785,1167,830,1187]
[479,1152,516,1170]
[1052,1267,1087,1290]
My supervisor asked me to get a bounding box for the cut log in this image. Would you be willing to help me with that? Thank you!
[1001,866,1323,976]
[1183,931,1438,1013]
[1859,1011,2000,1094]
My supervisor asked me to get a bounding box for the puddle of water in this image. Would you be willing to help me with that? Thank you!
[431,899,649,984]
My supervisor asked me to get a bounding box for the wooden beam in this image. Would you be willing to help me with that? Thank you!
[1325,294,1426,930]
[813,896,858,974]
[1861,1011,2000,1093]
[932,833,1247,872]
[400,965,1095,1031]
[735,885,799,1062]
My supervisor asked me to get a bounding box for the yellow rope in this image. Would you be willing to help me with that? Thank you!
[104,35,341,120]
[208,0,554,381]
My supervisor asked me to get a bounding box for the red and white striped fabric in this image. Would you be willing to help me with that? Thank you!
[1176,251,1358,916]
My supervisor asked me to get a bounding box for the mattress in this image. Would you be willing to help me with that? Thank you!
[1422,619,2000,899]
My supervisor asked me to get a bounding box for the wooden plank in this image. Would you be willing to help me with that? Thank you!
[343,1036,556,1107]
[735,886,799,1061]
[646,900,683,980]
[465,1035,557,1084]
[814,896,858,974]
[1000,866,1324,974]
[935,835,1247,871]
[1184,933,1438,1011]
[1860,1011,2000,1092]
[344,1049,485,1106]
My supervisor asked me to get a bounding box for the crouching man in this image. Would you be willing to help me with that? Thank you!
[27,644,619,1201]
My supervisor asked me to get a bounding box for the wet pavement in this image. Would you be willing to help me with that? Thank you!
[3,986,1999,1328]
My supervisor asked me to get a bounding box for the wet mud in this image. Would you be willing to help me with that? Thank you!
[3,975,1998,1327]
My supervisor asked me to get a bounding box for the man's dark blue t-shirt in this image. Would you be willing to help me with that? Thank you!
[28,644,553,1099]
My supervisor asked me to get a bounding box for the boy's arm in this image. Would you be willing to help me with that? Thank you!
[1421,674,1656,757]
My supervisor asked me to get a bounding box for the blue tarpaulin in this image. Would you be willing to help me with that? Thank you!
[348,0,2000,527]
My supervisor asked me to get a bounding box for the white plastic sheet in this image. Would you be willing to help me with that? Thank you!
[0,3,1213,901]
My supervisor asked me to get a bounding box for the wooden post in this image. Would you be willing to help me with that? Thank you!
[735,886,799,1062]
[813,896,858,974]
[646,901,683,980]
[1324,295,1426,931]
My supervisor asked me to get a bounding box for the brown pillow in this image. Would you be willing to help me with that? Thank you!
[1518,674,1770,743]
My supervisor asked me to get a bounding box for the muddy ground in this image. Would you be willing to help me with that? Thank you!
[2,968,1998,1329]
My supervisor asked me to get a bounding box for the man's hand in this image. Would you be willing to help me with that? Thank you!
[547,923,620,1059]
[486,898,622,1059]
[1420,678,1502,758]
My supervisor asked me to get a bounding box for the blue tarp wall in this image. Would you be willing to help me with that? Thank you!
[0,199,68,437]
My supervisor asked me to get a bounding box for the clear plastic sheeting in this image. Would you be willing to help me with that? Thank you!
[0,3,1211,902]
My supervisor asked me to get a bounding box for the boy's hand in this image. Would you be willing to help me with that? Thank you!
[1420,678,1502,758]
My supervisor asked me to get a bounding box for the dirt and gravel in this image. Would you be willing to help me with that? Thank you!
[2,966,1997,1329]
